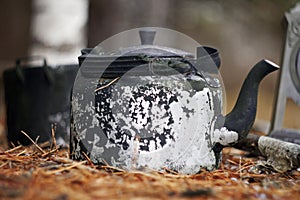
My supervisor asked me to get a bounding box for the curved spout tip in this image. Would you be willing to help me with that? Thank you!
[264,59,280,70]
[224,59,279,143]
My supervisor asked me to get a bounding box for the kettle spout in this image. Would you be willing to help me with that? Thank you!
[224,59,279,143]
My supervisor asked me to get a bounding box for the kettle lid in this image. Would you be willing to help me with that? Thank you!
[79,29,197,78]
[78,28,220,79]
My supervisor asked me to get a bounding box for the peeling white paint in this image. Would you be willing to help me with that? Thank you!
[212,127,238,146]
[71,72,232,174]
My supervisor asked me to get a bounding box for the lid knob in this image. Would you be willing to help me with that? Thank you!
[139,29,156,45]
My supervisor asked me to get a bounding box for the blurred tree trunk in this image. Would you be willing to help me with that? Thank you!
[0,0,32,144]
[30,0,88,65]
[0,0,31,62]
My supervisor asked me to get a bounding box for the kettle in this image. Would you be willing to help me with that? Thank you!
[70,27,279,174]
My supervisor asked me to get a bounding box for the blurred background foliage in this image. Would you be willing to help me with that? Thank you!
[0,0,299,137]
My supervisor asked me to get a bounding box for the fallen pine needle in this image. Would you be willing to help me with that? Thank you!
[81,151,95,167]
[51,124,57,148]
[101,165,126,173]
[4,145,22,153]
[20,130,46,154]
[45,160,87,175]
[16,149,27,156]
[42,146,60,157]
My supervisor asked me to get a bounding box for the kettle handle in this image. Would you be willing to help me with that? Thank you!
[15,56,54,85]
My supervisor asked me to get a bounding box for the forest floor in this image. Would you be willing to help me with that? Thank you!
[0,140,299,200]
